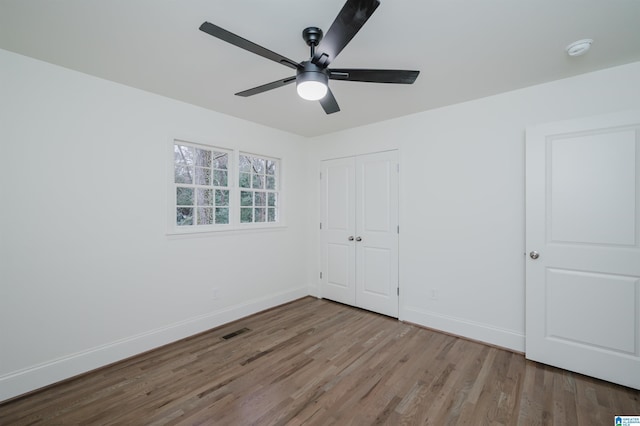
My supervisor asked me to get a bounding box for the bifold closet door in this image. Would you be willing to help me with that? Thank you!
[320,156,357,306]
[320,150,399,317]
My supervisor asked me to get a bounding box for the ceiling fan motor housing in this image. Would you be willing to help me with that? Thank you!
[297,62,328,83]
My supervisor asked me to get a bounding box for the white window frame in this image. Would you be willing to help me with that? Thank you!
[238,151,281,226]
[167,138,285,235]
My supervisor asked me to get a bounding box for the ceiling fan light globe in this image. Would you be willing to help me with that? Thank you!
[297,80,328,101]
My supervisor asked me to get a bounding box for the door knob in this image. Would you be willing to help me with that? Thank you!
[529,251,540,259]
[348,236,354,241]
[355,236,362,242]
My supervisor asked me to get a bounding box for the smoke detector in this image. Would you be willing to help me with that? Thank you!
[566,39,593,57]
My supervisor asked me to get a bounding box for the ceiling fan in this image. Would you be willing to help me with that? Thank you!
[199,0,419,114]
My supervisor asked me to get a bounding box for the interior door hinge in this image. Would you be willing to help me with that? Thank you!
[320,272,323,279]
[320,222,322,230]
[320,172,322,180]
[397,225,399,234]
[397,287,399,296]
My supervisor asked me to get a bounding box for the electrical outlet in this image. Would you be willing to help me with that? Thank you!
[212,288,219,300]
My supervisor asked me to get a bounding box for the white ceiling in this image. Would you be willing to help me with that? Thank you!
[1,1,640,137]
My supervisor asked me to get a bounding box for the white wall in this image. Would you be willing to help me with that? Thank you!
[0,49,310,401]
[307,61,640,351]
[3,46,640,402]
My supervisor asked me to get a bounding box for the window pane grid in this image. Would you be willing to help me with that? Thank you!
[174,143,230,227]
[238,153,279,224]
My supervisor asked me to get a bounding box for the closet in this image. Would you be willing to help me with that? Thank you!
[319,150,399,317]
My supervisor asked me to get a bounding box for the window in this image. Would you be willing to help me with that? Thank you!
[174,142,230,227]
[170,140,281,233]
[239,153,279,224]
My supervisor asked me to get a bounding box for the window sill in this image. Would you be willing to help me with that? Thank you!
[166,222,287,238]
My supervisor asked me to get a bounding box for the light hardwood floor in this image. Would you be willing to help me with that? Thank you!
[1,297,638,425]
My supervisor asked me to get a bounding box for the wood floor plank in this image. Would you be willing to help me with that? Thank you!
[1,297,638,425]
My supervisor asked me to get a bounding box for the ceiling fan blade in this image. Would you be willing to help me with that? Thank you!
[319,88,340,114]
[312,0,380,67]
[200,22,301,70]
[235,76,297,97]
[329,69,419,84]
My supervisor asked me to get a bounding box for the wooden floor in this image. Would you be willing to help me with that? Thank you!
[1,297,638,425]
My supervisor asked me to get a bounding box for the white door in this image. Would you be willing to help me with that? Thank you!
[320,151,399,317]
[525,111,640,389]
[320,157,357,306]
[355,151,399,317]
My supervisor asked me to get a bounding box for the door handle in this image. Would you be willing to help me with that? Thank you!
[529,251,540,259]
[355,236,362,242]
[348,236,354,241]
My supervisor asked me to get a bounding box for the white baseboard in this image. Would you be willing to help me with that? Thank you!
[0,286,308,403]
[401,305,525,352]
[307,283,320,298]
